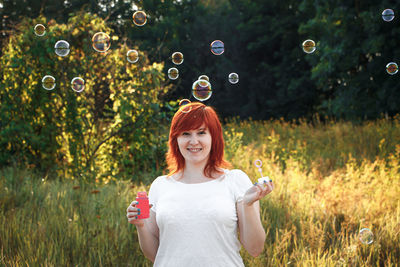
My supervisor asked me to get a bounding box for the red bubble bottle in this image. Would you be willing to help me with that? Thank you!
[136,192,150,219]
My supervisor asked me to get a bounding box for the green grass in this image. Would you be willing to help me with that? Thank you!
[1,116,400,266]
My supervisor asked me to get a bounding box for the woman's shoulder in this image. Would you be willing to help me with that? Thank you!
[224,168,248,177]
[152,174,170,184]
[223,169,251,183]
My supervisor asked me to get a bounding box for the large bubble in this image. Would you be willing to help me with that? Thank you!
[42,75,56,90]
[127,50,139,63]
[386,62,398,75]
[133,11,147,26]
[192,79,212,101]
[302,39,316,54]
[172,52,184,65]
[54,40,70,57]
[168,67,179,80]
[382,9,395,22]
[210,40,224,55]
[359,228,374,245]
[34,24,46,36]
[71,77,85,92]
[92,32,111,53]
[228,73,239,84]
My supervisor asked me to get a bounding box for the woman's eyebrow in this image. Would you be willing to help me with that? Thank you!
[198,128,206,131]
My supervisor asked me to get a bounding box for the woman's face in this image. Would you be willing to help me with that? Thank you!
[177,124,212,165]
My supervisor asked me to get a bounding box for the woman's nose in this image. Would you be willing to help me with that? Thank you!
[189,136,199,144]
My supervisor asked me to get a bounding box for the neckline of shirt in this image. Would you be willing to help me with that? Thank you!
[169,169,228,185]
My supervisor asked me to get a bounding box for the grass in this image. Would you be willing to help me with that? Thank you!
[1,116,400,266]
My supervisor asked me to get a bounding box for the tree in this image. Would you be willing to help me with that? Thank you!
[299,0,400,119]
[0,12,174,181]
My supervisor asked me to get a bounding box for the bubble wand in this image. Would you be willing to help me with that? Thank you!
[254,159,264,179]
[254,159,273,189]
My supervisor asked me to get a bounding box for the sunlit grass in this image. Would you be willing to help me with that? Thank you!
[1,116,399,266]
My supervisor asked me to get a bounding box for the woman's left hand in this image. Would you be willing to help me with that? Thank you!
[242,178,274,206]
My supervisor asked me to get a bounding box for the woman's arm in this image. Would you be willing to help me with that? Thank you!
[136,209,159,262]
[128,201,160,262]
[236,200,266,257]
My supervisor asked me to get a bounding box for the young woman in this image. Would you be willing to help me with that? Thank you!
[127,102,274,266]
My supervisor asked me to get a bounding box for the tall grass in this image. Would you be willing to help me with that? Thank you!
[1,117,399,266]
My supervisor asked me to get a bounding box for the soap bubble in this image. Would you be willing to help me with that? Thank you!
[133,11,147,26]
[92,32,111,53]
[210,40,224,55]
[54,40,70,57]
[42,75,56,90]
[34,24,46,36]
[71,77,85,92]
[127,50,139,63]
[168,67,179,80]
[359,228,373,245]
[382,9,395,22]
[179,99,192,113]
[192,79,212,101]
[386,62,398,75]
[198,75,209,82]
[172,52,184,65]
[302,39,316,54]
[228,73,239,84]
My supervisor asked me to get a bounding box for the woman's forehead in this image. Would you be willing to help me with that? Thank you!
[182,123,208,131]
[189,124,207,130]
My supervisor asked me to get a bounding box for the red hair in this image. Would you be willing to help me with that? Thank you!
[166,102,231,178]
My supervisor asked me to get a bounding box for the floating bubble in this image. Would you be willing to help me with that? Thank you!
[172,52,184,65]
[302,39,316,54]
[133,11,147,26]
[34,24,46,36]
[42,75,56,90]
[54,40,70,57]
[210,40,224,55]
[382,9,395,22]
[228,73,239,84]
[179,99,192,113]
[71,77,85,92]
[359,228,374,245]
[168,67,179,80]
[92,32,111,53]
[386,62,398,75]
[127,50,139,63]
[198,75,209,82]
[192,79,212,101]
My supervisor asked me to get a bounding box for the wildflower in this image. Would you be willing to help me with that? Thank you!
[91,189,100,194]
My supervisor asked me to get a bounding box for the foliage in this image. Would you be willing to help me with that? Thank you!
[1,0,400,120]
[299,0,400,119]
[0,13,176,181]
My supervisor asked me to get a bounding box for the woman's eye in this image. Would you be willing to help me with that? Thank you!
[199,131,206,134]
[182,132,189,136]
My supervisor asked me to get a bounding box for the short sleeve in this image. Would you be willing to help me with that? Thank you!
[148,176,163,213]
[229,169,254,203]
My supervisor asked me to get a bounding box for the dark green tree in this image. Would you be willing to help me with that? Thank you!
[299,0,400,119]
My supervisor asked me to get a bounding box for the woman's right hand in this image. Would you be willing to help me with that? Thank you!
[126,200,153,227]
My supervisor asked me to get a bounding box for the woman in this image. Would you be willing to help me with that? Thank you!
[126,102,274,266]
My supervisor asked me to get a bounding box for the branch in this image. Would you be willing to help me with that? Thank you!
[85,114,143,166]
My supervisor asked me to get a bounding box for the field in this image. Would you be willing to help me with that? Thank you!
[1,116,399,266]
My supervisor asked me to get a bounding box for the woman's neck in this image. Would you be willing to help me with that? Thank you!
[176,163,224,182]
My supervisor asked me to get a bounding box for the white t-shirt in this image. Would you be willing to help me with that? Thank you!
[148,169,254,267]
